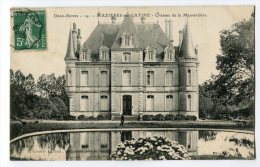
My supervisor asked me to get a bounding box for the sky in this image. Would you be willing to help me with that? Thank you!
[10,6,254,84]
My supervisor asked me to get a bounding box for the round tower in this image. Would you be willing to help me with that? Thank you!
[177,20,199,118]
[65,27,77,115]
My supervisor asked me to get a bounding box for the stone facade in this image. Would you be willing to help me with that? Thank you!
[65,15,199,119]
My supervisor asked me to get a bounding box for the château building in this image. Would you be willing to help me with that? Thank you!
[65,15,199,120]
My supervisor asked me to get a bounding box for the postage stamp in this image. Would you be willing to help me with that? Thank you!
[12,8,47,50]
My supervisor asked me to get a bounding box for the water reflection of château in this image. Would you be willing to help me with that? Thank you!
[66,131,198,160]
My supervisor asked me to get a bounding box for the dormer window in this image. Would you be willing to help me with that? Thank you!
[164,45,175,62]
[121,32,133,48]
[145,46,156,62]
[101,51,107,60]
[99,45,109,61]
[167,50,172,59]
[125,36,130,46]
[148,51,153,60]
[81,44,91,61]
[81,50,91,61]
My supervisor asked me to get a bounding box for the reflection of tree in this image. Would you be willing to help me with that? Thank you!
[199,131,218,142]
[226,136,254,149]
[10,133,70,157]
[10,137,35,155]
[37,133,70,150]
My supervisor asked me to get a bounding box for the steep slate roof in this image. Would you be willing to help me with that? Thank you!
[83,23,120,54]
[179,21,196,58]
[83,15,170,55]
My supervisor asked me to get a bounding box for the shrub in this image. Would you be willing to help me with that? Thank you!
[164,114,175,120]
[87,116,96,120]
[185,115,192,120]
[77,115,86,120]
[175,114,185,120]
[153,114,164,121]
[191,115,197,121]
[143,115,154,121]
[97,114,104,120]
[110,135,190,160]
[63,115,76,120]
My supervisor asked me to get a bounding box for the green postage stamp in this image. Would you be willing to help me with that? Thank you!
[12,8,47,50]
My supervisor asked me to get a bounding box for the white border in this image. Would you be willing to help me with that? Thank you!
[0,0,259,167]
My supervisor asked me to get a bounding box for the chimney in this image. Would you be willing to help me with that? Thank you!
[77,28,82,50]
[141,15,145,24]
[165,19,169,39]
[111,16,116,24]
[72,23,78,52]
[169,19,173,44]
[179,30,183,50]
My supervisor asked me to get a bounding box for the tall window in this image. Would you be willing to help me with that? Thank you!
[125,36,130,46]
[80,96,89,111]
[148,51,153,60]
[187,95,191,111]
[123,70,131,86]
[101,51,107,60]
[187,70,191,85]
[100,71,108,86]
[123,52,131,62]
[147,71,154,86]
[68,70,72,86]
[167,51,172,60]
[166,95,173,111]
[80,71,88,86]
[146,95,154,111]
[82,52,86,60]
[166,71,173,86]
[100,96,108,111]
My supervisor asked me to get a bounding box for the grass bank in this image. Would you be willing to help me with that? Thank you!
[10,120,254,140]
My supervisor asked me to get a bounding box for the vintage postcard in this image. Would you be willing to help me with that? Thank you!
[9,6,255,161]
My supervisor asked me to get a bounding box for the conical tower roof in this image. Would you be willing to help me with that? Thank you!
[65,29,77,60]
[179,20,196,58]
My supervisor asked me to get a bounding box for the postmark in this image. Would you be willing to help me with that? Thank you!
[12,8,47,50]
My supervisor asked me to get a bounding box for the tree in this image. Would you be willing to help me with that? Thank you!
[213,12,254,106]
[10,70,69,120]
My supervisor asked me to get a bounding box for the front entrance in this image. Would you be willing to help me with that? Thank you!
[123,95,132,115]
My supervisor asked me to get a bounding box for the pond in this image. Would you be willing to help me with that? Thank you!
[10,129,255,160]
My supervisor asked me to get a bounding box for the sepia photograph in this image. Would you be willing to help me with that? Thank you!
[4,4,257,164]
